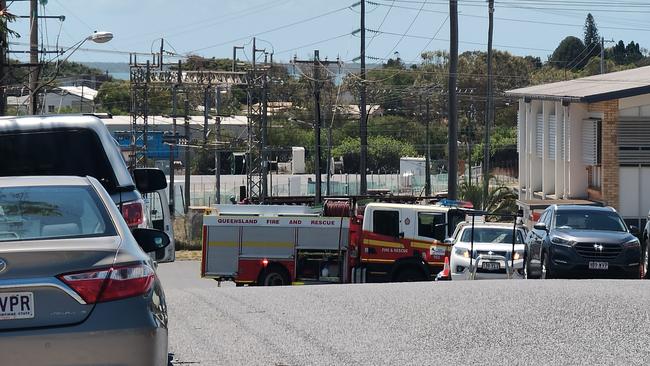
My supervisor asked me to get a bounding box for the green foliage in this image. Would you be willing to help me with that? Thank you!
[529,66,578,84]
[470,126,517,165]
[583,13,600,60]
[332,135,417,173]
[0,8,20,38]
[97,80,130,114]
[459,181,518,215]
[610,40,644,65]
[42,61,107,78]
[178,55,233,71]
[550,36,587,69]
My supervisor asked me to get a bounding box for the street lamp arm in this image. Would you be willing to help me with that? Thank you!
[30,31,113,103]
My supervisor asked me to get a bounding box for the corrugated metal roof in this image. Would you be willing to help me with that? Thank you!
[57,86,98,101]
[506,66,650,103]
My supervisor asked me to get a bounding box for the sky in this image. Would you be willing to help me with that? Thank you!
[6,0,650,66]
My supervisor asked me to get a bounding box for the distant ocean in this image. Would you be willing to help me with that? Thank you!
[110,72,130,80]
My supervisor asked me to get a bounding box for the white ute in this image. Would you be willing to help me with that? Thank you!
[449,222,527,280]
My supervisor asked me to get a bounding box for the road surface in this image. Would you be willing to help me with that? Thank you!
[159,261,650,366]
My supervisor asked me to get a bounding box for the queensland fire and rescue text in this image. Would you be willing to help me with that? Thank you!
[201,202,466,286]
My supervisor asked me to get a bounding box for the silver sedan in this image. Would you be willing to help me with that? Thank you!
[0,176,170,365]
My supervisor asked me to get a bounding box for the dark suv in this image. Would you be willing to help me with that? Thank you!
[525,205,640,279]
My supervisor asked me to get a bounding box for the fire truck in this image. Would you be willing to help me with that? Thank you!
[201,200,468,286]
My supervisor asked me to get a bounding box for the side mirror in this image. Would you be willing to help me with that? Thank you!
[134,168,167,194]
[132,228,170,253]
[533,222,548,232]
[629,225,640,236]
[443,238,454,245]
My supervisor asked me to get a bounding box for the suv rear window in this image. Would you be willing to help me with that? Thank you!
[0,129,118,192]
[0,185,117,242]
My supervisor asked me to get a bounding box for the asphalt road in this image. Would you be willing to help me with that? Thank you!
[158,261,650,366]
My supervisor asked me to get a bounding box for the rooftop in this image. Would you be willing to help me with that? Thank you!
[506,66,650,103]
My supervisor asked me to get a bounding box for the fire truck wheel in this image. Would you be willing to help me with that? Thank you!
[395,267,425,282]
[260,267,290,286]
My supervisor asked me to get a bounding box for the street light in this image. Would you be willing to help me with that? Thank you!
[87,31,113,44]
[29,31,114,114]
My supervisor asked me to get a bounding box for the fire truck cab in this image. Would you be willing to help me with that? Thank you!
[352,203,466,282]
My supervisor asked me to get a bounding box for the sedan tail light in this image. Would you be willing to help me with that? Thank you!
[58,264,155,304]
[121,200,145,228]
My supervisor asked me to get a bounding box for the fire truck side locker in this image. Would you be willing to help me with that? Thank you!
[203,219,240,279]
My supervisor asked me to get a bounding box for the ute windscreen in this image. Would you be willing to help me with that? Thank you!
[0,129,118,191]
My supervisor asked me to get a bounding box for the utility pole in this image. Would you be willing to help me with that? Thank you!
[203,84,210,146]
[483,0,494,208]
[0,0,7,116]
[143,60,150,167]
[425,98,431,196]
[326,124,333,196]
[183,98,190,214]
[359,0,368,196]
[292,51,339,204]
[600,36,605,74]
[28,0,38,115]
[260,46,269,201]
[169,60,181,215]
[232,45,244,72]
[448,0,459,200]
[313,50,322,204]
[215,86,222,204]
[159,38,164,71]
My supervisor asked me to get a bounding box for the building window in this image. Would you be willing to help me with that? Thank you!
[48,105,55,113]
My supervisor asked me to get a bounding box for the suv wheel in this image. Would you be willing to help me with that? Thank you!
[641,239,650,279]
[524,257,539,279]
[541,252,553,279]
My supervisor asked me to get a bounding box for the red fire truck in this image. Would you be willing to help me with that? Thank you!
[201,200,468,286]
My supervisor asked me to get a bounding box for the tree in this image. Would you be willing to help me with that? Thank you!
[549,36,587,69]
[583,13,600,61]
[625,41,644,64]
[459,182,517,215]
[0,6,19,38]
[96,80,130,114]
[332,135,417,173]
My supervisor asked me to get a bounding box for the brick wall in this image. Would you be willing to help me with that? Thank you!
[588,100,619,209]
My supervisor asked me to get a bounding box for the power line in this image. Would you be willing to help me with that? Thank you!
[381,0,427,60]
[184,4,355,54]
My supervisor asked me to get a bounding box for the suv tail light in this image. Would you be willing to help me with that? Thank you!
[121,200,144,228]
[58,264,155,304]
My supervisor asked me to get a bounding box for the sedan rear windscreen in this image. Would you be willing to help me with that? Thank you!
[0,129,118,191]
[0,185,117,242]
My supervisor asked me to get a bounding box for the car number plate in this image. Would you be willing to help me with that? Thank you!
[0,292,34,320]
[588,261,609,270]
[482,262,500,271]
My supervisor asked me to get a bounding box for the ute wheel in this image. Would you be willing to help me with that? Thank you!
[260,267,290,286]
[395,267,425,282]
[541,252,553,280]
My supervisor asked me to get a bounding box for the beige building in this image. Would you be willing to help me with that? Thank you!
[507,66,650,225]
